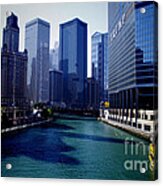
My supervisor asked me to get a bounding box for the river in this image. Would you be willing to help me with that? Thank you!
[1,115,155,180]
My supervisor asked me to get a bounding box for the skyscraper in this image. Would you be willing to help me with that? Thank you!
[59,18,87,108]
[103,33,109,100]
[91,32,109,104]
[107,2,158,132]
[25,18,50,103]
[49,69,63,105]
[2,12,19,52]
[1,12,28,124]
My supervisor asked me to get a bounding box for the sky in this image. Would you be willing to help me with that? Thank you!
[1,2,108,76]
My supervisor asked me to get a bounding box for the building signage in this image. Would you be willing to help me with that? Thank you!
[110,13,126,42]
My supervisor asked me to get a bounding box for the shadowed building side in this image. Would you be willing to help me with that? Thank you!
[59,18,87,109]
[49,69,63,106]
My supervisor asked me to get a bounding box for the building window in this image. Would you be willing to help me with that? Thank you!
[16,112,19,117]
[142,114,148,120]
[150,115,155,120]
[145,115,148,120]
[9,112,13,118]
[138,123,142,129]
[144,125,151,131]
[133,122,136,127]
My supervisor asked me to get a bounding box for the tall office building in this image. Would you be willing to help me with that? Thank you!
[25,18,50,103]
[1,12,28,124]
[103,33,109,100]
[107,2,158,132]
[91,32,109,104]
[59,18,87,108]
[49,69,63,105]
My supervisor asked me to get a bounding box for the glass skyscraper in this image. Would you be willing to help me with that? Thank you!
[108,2,158,132]
[59,18,87,108]
[103,33,109,100]
[25,18,50,103]
[91,32,109,104]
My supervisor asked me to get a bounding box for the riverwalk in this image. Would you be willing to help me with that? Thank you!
[1,119,52,134]
[99,117,153,141]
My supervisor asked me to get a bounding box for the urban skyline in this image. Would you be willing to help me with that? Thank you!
[1,8,109,109]
[1,2,108,77]
[1,1,158,125]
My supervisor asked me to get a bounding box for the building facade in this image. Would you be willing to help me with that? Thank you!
[25,18,50,103]
[91,32,109,105]
[2,12,19,52]
[49,69,63,105]
[59,18,87,108]
[86,77,99,110]
[103,33,109,100]
[1,12,28,125]
[106,2,158,134]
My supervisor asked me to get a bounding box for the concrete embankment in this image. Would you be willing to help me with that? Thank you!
[98,117,152,141]
[1,119,52,134]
